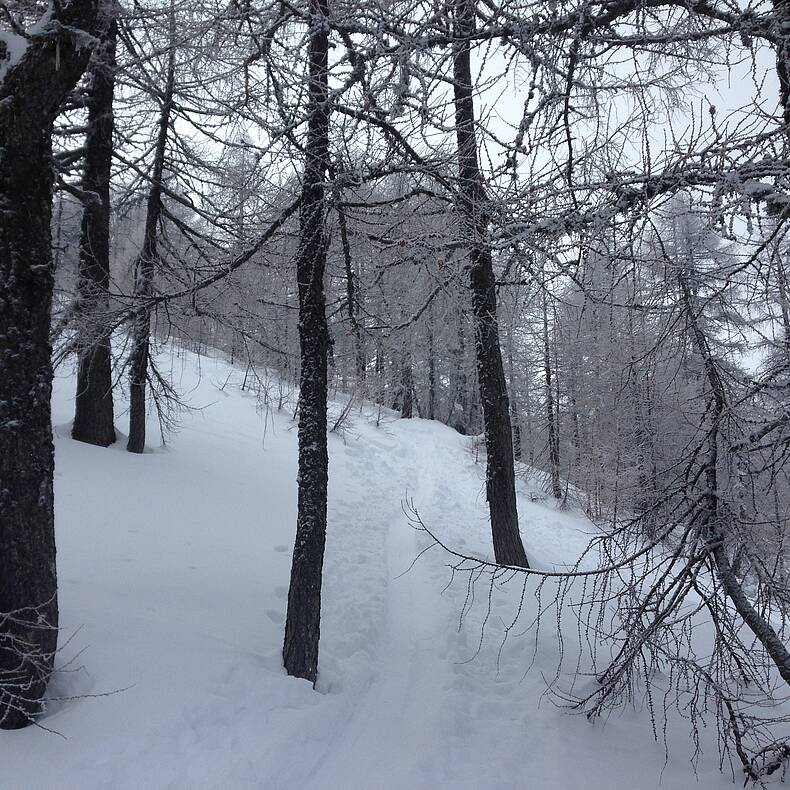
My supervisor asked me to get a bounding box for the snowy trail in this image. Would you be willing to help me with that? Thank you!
[305,424,455,790]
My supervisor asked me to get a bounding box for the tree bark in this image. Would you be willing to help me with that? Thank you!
[677,268,790,689]
[126,3,176,454]
[506,326,522,461]
[400,353,414,419]
[543,289,562,500]
[332,168,365,384]
[0,0,99,729]
[72,12,118,447]
[770,0,790,361]
[283,0,331,684]
[452,0,528,566]
[427,301,436,420]
[446,309,469,433]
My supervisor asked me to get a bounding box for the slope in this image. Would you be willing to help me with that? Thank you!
[0,348,737,789]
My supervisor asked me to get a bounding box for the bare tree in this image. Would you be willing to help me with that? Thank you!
[452,0,528,567]
[126,0,177,454]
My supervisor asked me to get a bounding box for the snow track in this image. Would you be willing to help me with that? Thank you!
[304,423,454,790]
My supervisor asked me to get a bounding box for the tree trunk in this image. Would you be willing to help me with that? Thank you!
[333,167,365,384]
[72,12,117,448]
[773,249,790,356]
[543,289,562,500]
[427,300,437,420]
[400,353,414,419]
[127,3,176,454]
[771,12,790,356]
[283,0,331,685]
[523,372,535,466]
[0,0,98,729]
[447,309,469,433]
[452,0,528,567]
[506,327,522,461]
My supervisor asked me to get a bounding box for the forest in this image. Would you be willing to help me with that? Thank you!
[2,0,790,786]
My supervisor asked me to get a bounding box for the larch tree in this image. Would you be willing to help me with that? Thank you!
[451,0,528,567]
[0,0,99,729]
[126,0,177,454]
[282,0,332,684]
[72,4,118,448]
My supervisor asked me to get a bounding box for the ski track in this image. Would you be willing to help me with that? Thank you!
[303,421,454,790]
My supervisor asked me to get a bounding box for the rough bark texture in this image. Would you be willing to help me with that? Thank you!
[427,302,436,420]
[447,315,469,433]
[333,171,365,383]
[452,0,528,567]
[72,13,117,447]
[126,7,176,454]
[400,354,414,419]
[283,0,331,684]
[0,0,98,729]
[543,290,562,500]
[677,270,790,689]
[507,334,522,460]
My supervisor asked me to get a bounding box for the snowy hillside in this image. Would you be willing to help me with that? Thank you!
[0,349,737,790]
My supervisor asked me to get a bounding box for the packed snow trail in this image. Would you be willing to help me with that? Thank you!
[302,422,457,789]
[0,350,739,789]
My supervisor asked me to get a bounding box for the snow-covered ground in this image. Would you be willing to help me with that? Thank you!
[0,348,739,789]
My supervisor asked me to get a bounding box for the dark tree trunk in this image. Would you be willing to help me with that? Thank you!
[427,302,436,421]
[506,330,522,461]
[543,289,562,500]
[333,168,366,384]
[773,249,790,358]
[446,310,468,431]
[400,354,414,419]
[762,3,790,371]
[772,14,790,356]
[452,0,528,567]
[127,5,176,454]
[628,288,656,528]
[73,12,118,448]
[0,0,98,730]
[512,409,522,462]
[457,312,469,431]
[283,0,331,685]
[375,338,384,376]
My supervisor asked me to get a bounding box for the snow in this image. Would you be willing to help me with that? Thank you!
[0,347,739,789]
[0,30,29,82]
